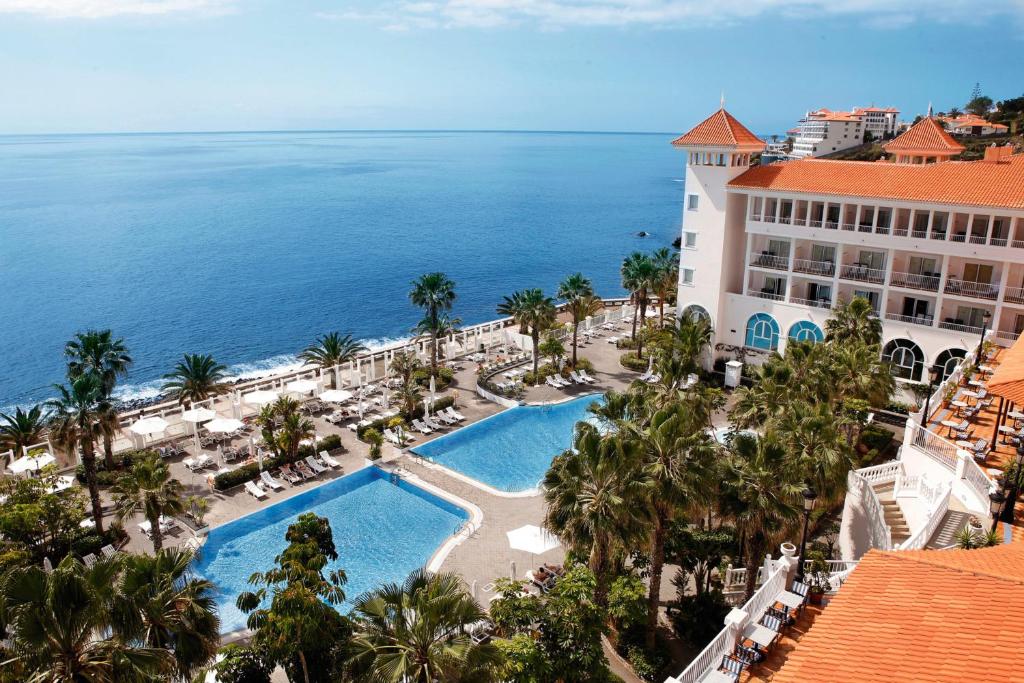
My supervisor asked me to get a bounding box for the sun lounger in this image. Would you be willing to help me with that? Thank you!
[383,428,402,445]
[318,450,342,468]
[412,419,433,434]
[545,376,565,389]
[568,371,586,384]
[101,544,117,558]
[579,370,598,383]
[444,406,466,421]
[82,553,97,567]
[245,481,268,499]
[424,417,446,431]
[605,336,619,343]
[260,471,284,490]
[295,461,317,479]
[435,411,458,425]
[970,438,989,460]
[278,464,303,484]
[304,456,327,474]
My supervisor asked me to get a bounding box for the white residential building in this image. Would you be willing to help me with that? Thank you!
[852,106,900,139]
[789,109,864,158]
[672,108,1024,385]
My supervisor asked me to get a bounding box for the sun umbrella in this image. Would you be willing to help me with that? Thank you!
[181,407,216,423]
[287,379,318,394]
[243,389,279,406]
[129,416,169,436]
[206,418,244,433]
[8,452,56,475]
[506,525,561,555]
[319,389,353,403]
[46,475,75,494]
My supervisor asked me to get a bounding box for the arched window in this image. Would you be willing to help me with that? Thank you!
[745,313,780,351]
[788,320,824,343]
[882,338,924,381]
[682,305,711,324]
[935,348,967,381]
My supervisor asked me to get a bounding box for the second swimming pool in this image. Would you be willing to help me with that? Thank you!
[411,394,603,493]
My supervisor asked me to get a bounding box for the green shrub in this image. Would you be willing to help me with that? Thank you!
[571,357,595,372]
[75,449,156,486]
[616,337,638,350]
[666,589,731,649]
[215,644,272,683]
[364,428,383,460]
[859,424,894,453]
[412,366,455,390]
[625,646,663,682]
[619,352,648,372]
[213,434,343,491]
[607,574,647,633]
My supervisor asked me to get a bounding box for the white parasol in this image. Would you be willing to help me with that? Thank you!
[319,389,353,403]
[129,416,169,436]
[181,407,216,423]
[243,390,279,406]
[8,452,56,475]
[206,418,244,434]
[506,524,561,555]
[287,379,318,394]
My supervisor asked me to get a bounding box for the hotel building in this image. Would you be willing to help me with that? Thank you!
[789,109,864,158]
[672,109,1024,383]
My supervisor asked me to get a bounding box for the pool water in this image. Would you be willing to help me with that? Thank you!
[192,466,467,632]
[412,394,603,492]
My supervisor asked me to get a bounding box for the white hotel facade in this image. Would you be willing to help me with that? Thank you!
[673,108,1024,382]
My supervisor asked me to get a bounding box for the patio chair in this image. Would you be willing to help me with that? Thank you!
[244,481,268,499]
[304,455,328,475]
[295,461,317,479]
[260,471,284,490]
[100,544,118,559]
[790,581,810,601]
[717,655,744,681]
[761,612,786,632]
[736,644,763,664]
[318,450,343,468]
[412,419,433,434]
[82,553,97,567]
[970,438,989,460]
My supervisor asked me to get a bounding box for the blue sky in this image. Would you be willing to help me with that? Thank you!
[0,1,1021,134]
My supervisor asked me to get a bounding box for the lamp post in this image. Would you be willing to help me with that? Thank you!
[977,310,992,362]
[797,485,818,582]
[989,489,1006,533]
[922,364,941,425]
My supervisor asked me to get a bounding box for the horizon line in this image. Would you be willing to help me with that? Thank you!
[0,127,688,139]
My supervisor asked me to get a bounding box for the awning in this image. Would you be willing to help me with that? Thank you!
[986,333,1024,404]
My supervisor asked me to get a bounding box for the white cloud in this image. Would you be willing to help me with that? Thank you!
[322,0,1023,30]
[0,0,234,19]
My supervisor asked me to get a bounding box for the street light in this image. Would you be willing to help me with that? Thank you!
[977,310,992,362]
[989,489,1006,533]
[797,485,818,582]
[922,364,941,424]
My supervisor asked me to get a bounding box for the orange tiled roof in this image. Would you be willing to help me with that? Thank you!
[671,109,765,149]
[987,331,1024,404]
[854,106,899,113]
[945,114,1009,131]
[728,157,1024,209]
[772,544,1024,683]
[811,111,862,122]
[883,117,965,154]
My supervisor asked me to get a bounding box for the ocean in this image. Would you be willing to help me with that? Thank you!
[0,130,684,409]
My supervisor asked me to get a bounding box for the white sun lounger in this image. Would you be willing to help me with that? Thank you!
[383,429,402,445]
[245,481,268,499]
[318,450,342,468]
[568,371,586,384]
[552,375,571,387]
[579,370,598,383]
[260,471,284,490]
[101,544,117,558]
[606,336,619,343]
[545,376,564,389]
[82,553,97,567]
[304,456,328,474]
[435,412,458,425]
[444,406,466,421]
[412,419,433,434]
[424,417,446,431]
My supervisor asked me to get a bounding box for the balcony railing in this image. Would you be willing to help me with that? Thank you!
[1012,239,1024,249]
[884,312,934,327]
[969,235,988,245]
[792,258,835,277]
[890,271,940,292]
[991,237,1009,247]
[790,296,832,309]
[750,253,790,270]
[841,222,856,231]
[839,263,886,284]
[944,279,999,300]
[751,290,785,301]
[938,320,985,335]
[824,220,839,230]
[911,229,929,239]
[858,223,874,233]
[1004,286,1024,304]
[996,329,1022,342]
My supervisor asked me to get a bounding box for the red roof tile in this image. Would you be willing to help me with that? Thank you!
[671,109,765,149]
[729,157,1024,209]
[773,544,1024,683]
[883,117,965,154]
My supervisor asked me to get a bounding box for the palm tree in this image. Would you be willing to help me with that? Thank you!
[668,313,712,376]
[1,555,174,681]
[774,401,853,506]
[299,332,368,388]
[824,296,882,347]
[277,411,316,462]
[115,548,220,681]
[48,373,110,533]
[543,423,652,606]
[64,330,133,470]
[496,288,557,384]
[409,272,457,377]
[111,453,185,552]
[651,247,679,325]
[161,353,228,407]
[557,273,601,367]
[621,252,659,357]
[0,404,49,458]
[829,342,896,411]
[349,569,501,683]
[725,433,802,599]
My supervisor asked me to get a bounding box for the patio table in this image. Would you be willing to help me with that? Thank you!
[978,365,994,374]
[940,420,961,437]
[698,671,737,683]
[998,425,1020,443]
[968,379,985,388]
[776,591,805,610]
[742,623,777,649]
[956,440,973,449]
[951,400,968,415]
[1008,410,1024,423]
[961,390,979,403]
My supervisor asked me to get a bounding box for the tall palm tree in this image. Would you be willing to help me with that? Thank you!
[161,353,228,407]
[1,555,174,682]
[668,313,713,376]
[409,272,457,377]
[543,423,652,606]
[725,433,802,599]
[557,273,600,367]
[651,247,679,325]
[621,252,659,357]
[64,330,133,470]
[829,342,896,411]
[48,374,110,533]
[114,548,220,681]
[111,453,185,552]
[824,296,883,347]
[349,569,501,683]
[628,403,714,649]
[774,401,853,506]
[0,404,49,458]
[496,288,557,384]
[298,332,368,388]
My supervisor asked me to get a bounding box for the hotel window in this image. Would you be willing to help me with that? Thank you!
[963,263,994,284]
[745,313,780,351]
[687,194,699,211]
[882,338,924,381]
[681,268,695,285]
[683,232,697,249]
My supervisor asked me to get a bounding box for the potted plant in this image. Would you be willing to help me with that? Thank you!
[364,428,384,460]
[804,549,831,605]
[185,495,210,534]
[967,515,983,535]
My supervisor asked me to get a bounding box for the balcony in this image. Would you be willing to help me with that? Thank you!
[944,279,999,300]
[1005,286,1024,305]
[839,263,886,285]
[749,253,790,271]
[790,296,832,309]
[889,271,940,292]
[751,290,785,301]
[937,320,985,335]
[884,312,934,327]
[792,258,835,277]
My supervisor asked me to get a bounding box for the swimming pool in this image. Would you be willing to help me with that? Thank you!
[412,394,603,493]
[192,466,467,632]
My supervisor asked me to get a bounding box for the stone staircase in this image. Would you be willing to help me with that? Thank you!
[926,509,973,549]
[873,481,911,546]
